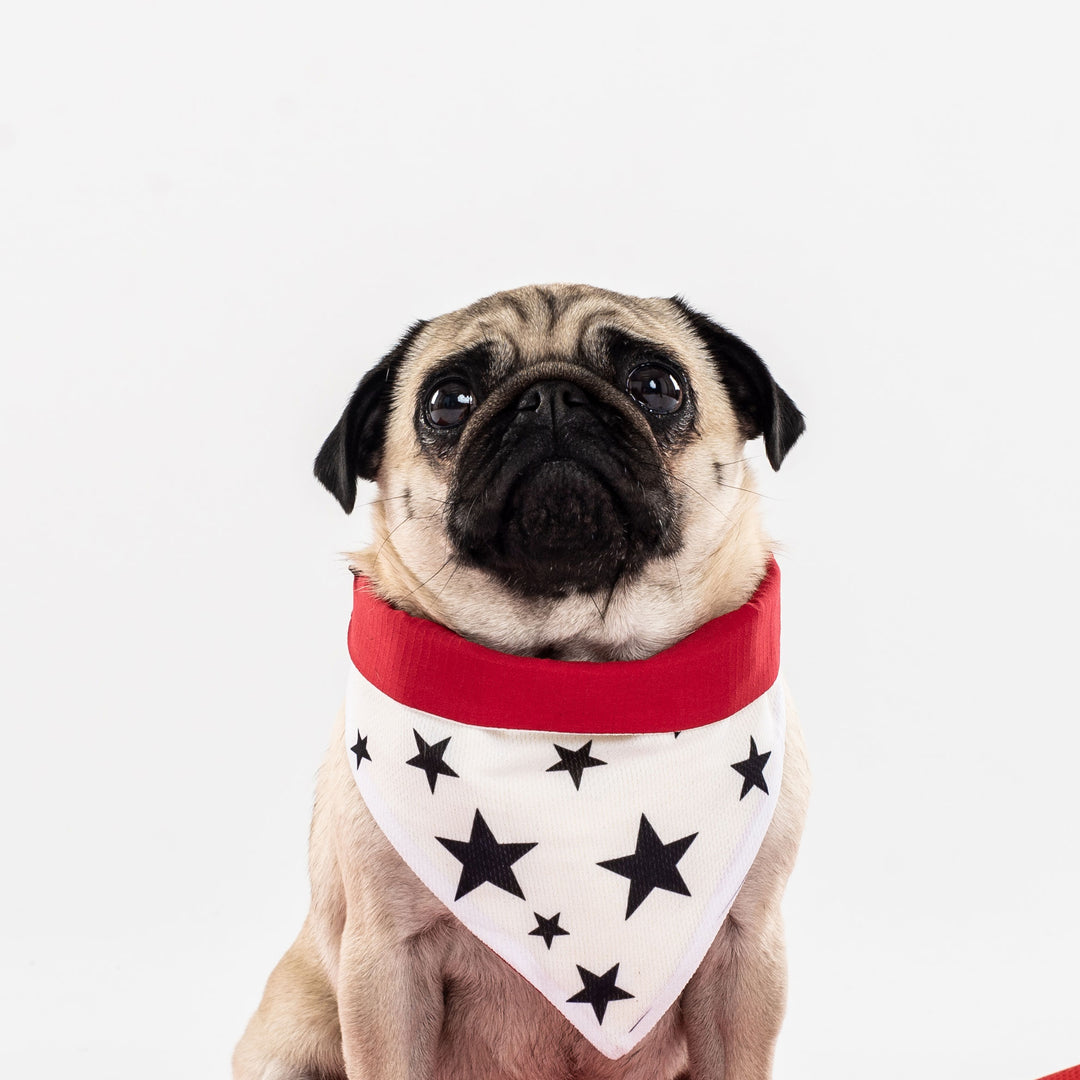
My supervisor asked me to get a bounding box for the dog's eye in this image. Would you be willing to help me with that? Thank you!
[424,379,475,428]
[626,364,684,415]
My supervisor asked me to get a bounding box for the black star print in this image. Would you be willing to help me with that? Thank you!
[546,740,606,790]
[436,810,537,901]
[566,963,634,1023]
[350,731,371,768]
[406,729,459,793]
[598,814,697,919]
[529,911,569,949]
[730,736,771,799]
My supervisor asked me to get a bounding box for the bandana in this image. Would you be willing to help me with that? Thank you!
[344,560,785,1059]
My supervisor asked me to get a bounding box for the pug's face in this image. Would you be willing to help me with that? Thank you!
[316,285,802,653]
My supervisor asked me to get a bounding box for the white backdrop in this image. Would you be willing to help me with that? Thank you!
[2,1,1077,1077]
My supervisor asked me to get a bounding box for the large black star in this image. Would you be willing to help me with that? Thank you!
[529,911,569,949]
[566,963,634,1023]
[436,810,537,901]
[406,729,459,793]
[730,736,771,799]
[598,814,697,919]
[546,740,606,790]
[350,731,371,768]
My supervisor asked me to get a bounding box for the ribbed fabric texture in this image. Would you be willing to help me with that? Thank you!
[348,558,781,734]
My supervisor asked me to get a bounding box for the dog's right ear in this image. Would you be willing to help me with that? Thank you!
[669,297,805,471]
[314,320,428,513]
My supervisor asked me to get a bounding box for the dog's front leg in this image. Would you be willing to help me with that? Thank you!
[679,910,788,1080]
[337,920,446,1080]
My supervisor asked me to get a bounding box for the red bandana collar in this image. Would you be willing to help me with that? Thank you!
[348,558,780,735]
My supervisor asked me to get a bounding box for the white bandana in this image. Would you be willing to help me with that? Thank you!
[343,561,785,1059]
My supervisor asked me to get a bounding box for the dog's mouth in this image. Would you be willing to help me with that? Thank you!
[446,369,680,597]
[497,459,630,587]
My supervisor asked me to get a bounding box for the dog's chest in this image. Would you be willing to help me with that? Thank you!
[435,920,692,1080]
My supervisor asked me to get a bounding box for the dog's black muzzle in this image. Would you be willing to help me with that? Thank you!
[447,365,680,597]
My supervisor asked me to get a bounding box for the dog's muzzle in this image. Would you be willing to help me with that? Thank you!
[446,368,680,597]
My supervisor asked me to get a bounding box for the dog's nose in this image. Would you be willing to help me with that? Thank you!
[516,380,591,424]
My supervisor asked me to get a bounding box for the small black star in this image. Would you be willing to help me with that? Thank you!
[730,737,771,799]
[529,911,569,949]
[406,729,459,793]
[566,963,634,1023]
[598,814,697,919]
[436,810,537,901]
[350,731,371,768]
[546,740,606,790]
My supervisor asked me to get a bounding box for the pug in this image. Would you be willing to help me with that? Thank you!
[233,284,810,1080]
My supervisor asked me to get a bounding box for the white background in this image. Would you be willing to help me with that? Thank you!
[2,1,1077,1077]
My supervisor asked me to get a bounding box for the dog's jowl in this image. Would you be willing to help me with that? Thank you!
[234,284,810,1080]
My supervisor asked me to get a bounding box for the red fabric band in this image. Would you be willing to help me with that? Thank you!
[347,559,781,735]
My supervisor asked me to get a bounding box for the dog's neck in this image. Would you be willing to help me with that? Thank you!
[350,494,773,662]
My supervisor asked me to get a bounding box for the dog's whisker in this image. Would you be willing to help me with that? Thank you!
[718,481,775,500]
[668,551,683,599]
[371,511,417,566]
[599,575,621,620]
[400,554,458,603]
[670,473,734,522]
[588,591,606,621]
[359,493,449,509]
[627,455,737,527]
[433,560,463,600]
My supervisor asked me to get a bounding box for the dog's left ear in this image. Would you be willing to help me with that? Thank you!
[314,320,428,513]
[670,297,805,470]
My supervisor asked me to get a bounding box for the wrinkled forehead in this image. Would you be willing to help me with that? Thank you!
[405,284,700,381]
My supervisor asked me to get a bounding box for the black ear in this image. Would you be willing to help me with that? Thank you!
[314,320,428,512]
[670,297,805,470]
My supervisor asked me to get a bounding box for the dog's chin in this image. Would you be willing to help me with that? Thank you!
[450,458,670,598]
